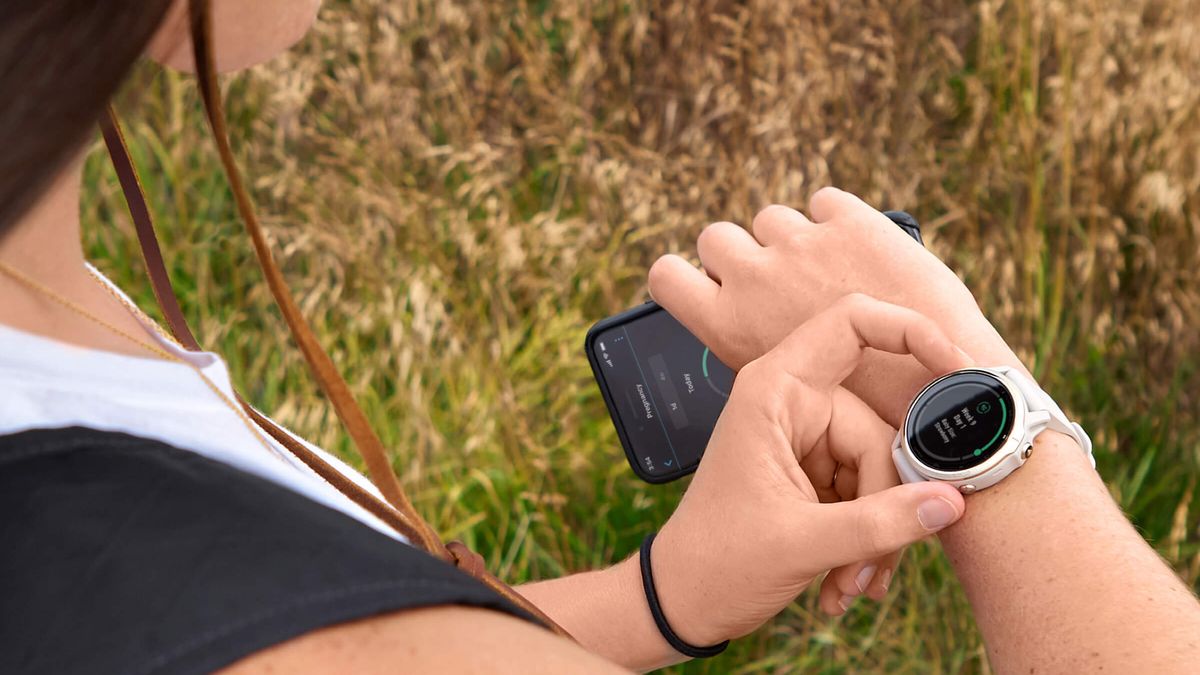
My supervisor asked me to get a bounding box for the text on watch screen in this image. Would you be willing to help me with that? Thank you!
[906,371,1016,471]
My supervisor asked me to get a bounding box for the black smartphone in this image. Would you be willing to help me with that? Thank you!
[585,210,925,483]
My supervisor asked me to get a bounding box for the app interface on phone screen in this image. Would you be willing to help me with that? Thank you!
[592,309,734,478]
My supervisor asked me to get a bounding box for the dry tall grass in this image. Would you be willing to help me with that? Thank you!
[85,0,1199,671]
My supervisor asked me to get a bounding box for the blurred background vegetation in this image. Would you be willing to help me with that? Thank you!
[85,0,1198,671]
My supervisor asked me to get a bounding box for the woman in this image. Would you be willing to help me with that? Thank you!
[2,2,1197,673]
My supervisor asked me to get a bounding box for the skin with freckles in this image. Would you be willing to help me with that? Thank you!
[10,1,1194,671]
[0,5,962,672]
[526,296,970,671]
[216,606,627,675]
[648,295,969,647]
[648,188,1200,673]
[648,189,1026,428]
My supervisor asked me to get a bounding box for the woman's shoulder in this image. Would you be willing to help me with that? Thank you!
[0,427,539,675]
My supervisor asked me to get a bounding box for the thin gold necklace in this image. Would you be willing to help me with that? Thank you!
[0,259,279,458]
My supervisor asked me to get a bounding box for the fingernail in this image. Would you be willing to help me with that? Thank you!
[954,345,974,363]
[855,565,877,593]
[880,568,893,593]
[838,595,855,613]
[917,496,961,531]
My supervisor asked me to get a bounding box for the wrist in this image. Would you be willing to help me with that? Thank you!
[646,522,729,648]
[607,553,687,670]
[517,555,687,671]
[939,429,1104,546]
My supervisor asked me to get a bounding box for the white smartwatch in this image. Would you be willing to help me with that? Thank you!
[892,367,1094,493]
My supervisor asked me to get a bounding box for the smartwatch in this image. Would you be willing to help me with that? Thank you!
[892,367,1094,493]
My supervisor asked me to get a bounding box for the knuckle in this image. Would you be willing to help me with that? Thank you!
[741,357,802,408]
[736,357,769,386]
[752,203,793,228]
[808,186,842,212]
[835,292,875,313]
[647,254,674,289]
[698,220,735,245]
[736,359,786,401]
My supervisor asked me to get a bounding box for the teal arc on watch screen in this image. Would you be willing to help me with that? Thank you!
[905,370,1017,471]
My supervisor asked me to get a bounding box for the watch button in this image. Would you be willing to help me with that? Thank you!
[1022,443,1034,460]
[960,484,978,495]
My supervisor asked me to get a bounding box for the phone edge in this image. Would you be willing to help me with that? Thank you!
[584,301,699,484]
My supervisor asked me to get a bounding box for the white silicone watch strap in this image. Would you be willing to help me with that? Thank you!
[993,367,1095,467]
[893,367,1096,484]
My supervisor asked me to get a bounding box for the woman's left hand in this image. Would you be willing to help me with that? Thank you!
[649,294,971,647]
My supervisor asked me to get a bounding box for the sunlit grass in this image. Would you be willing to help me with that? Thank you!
[83,1,1198,671]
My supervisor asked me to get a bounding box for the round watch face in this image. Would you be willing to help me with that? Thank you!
[905,370,1017,472]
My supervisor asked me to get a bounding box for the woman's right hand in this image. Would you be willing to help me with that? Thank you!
[647,187,1027,427]
[648,294,970,649]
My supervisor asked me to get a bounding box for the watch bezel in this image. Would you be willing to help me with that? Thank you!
[900,367,1029,482]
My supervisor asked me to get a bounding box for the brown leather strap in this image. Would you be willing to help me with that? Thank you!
[100,110,436,547]
[100,0,568,638]
[185,0,445,557]
[446,541,488,580]
[99,108,202,352]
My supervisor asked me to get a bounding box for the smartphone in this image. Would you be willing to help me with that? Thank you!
[585,210,924,483]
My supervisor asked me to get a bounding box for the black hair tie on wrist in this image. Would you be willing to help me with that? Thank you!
[639,532,730,659]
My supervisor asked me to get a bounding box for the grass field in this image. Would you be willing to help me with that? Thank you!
[83,1,1198,672]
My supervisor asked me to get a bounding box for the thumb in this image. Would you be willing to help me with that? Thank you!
[797,482,965,572]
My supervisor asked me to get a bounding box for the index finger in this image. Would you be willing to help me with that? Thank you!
[767,293,970,390]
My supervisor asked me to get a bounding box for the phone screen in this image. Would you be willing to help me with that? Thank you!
[588,306,734,481]
[587,210,923,483]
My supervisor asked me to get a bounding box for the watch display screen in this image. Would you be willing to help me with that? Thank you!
[905,370,1016,471]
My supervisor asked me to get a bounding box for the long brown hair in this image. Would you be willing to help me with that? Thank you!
[0,0,175,235]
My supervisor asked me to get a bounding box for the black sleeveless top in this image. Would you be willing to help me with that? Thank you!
[0,427,538,675]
